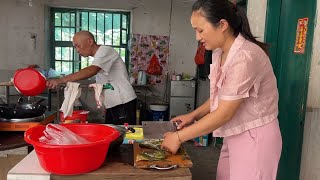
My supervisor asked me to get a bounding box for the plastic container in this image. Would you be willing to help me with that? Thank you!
[24,124,120,175]
[150,104,168,121]
[125,127,144,140]
[13,68,47,96]
[60,110,89,123]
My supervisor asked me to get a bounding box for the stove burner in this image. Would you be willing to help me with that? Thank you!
[0,114,45,123]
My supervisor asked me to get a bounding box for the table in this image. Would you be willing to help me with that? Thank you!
[0,111,57,152]
[8,145,192,180]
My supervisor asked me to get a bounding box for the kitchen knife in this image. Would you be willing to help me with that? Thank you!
[142,121,178,139]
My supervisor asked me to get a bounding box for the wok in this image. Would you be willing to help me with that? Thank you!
[0,97,47,119]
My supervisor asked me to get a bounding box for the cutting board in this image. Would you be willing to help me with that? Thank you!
[133,142,193,169]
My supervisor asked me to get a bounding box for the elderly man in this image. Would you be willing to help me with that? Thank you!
[47,31,137,125]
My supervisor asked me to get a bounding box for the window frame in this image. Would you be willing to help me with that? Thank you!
[50,7,131,74]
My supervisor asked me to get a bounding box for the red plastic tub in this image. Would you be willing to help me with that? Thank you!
[60,110,89,123]
[24,124,120,175]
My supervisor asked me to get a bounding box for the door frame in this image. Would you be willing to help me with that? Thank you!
[264,0,316,179]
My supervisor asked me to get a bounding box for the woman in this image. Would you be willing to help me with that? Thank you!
[161,0,282,179]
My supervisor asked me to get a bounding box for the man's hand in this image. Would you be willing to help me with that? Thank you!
[46,78,64,89]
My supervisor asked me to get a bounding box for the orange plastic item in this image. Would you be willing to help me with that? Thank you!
[24,124,120,175]
[194,43,206,65]
[60,110,89,123]
[13,68,47,96]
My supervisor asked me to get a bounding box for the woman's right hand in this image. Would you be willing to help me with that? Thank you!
[171,113,195,130]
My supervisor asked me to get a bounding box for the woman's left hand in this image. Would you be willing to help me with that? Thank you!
[161,132,182,154]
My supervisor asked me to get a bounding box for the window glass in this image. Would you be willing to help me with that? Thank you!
[52,8,130,74]
[55,13,61,26]
[62,13,70,27]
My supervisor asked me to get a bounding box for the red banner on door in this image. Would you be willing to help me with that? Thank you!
[294,18,308,54]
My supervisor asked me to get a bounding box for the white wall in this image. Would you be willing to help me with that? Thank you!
[306,2,320,108]
[0,0,47,96]
[0,0,46,71]
[300,1,320,179]
[247,0,268,41]
[169,0,197,76]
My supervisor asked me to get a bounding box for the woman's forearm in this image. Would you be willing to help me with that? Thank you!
[189,99,210,121]
[178,99,242,142]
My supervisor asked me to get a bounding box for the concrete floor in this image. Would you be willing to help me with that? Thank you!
[0,155,25,180]
[183,139,220,180]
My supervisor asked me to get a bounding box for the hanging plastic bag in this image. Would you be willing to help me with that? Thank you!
[39,124,90,145]
[146,54,162,75]
[194,43,206,65]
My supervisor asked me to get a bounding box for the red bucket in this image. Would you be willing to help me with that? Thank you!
[24,124,120,175]
[60,110,89,123]
[13,68,47,96]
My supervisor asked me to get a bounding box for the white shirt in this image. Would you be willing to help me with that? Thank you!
[92,46,137,108]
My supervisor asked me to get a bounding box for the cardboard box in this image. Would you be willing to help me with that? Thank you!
[194,134,209,147]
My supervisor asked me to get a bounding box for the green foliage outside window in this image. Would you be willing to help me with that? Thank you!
[51,8,130,75]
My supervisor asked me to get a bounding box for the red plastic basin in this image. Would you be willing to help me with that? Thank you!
[24,124,120,175]
[60,110,89,123]
[13,68,47,96]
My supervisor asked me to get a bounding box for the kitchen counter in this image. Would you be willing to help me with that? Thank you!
[0,111,57,151]
[8,144,192,180]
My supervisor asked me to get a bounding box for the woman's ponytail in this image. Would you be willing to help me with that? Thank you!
[235,5,269,55]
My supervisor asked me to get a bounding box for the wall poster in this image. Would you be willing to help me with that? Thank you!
[294,17,308,54]
[130,34,169,85]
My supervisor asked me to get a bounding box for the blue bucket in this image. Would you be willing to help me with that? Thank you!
[149,104,168,121]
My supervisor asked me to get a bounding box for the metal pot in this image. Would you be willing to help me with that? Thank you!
[0,97,47,119]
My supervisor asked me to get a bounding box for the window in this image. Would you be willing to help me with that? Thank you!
[51,8,131,75]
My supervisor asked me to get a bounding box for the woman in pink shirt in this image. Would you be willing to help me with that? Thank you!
[161,0,282,179]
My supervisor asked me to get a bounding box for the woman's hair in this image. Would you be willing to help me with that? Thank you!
[192,0,269,55]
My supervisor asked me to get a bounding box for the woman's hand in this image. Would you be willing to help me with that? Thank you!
[161,131,182,154]
[171,113,195,130]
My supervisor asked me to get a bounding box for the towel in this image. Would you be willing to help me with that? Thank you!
[89,83,104,109]
[60,82,81,118]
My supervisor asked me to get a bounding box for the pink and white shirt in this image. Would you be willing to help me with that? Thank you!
[209,34,279,137]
